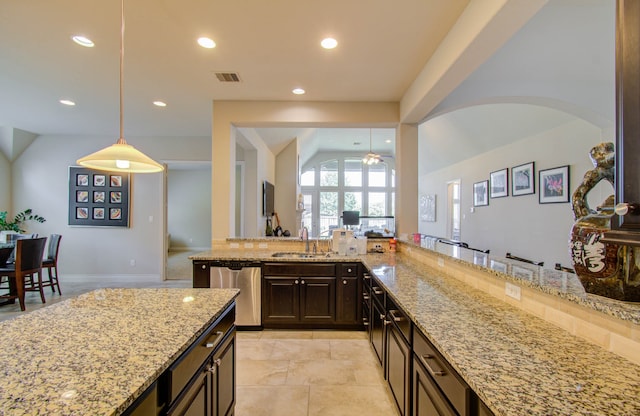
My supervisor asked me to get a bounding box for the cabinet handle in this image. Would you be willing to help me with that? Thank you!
[295,280,299,284]
[201,264,207,270]
[214,358,222,367]
[363,274,371,280]
[363,294,370,300]
[379,313,386,320]
[347,268,353,273]
[301,280,305,285]
[383,319,392,326]
[207,365,217,375]
[389,309,404,322]
[373,287,383,295]
[343,280,348,285]
[419,354,446,377]
[363,322,369,327]
[205,331,224,349]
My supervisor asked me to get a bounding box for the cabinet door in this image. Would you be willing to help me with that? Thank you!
[167,369,210,416]
[193,261,210,288]
[263,276,300,324]
[336,277,359,324]
[386,322,411,416]
[606,1,640,244]
[370,298,385,367]
[210,333,236,416]
[299,277,335,323]
[412,355,457,416]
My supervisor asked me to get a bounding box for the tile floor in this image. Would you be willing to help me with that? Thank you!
[236,330,398,416]
[0,276,399,415]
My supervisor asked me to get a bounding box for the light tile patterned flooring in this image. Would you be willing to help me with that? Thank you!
[236,330,398,416]
[0,276,399,415]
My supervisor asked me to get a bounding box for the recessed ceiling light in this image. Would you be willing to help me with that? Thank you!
[59,99,76,106]
[153,101,167,107]
[321,37,338,49]
[197,37,216,49]
[71,35,94,48]
[292,88,305,95]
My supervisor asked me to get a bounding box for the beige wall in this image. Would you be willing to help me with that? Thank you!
[0,150,9,213]
[212,101,400,240]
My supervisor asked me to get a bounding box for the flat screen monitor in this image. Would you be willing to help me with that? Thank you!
[343,210,360,226]
[263,181,275,217]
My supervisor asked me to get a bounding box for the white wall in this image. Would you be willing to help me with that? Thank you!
[167,167,211,250]
[0,150,9,212]
[11,134,210,279]
[419,118,611,268]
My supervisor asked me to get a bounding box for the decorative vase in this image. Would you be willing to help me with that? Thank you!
[569,142,640,301]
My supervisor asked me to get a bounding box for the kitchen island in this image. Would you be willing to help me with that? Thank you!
[0,287,239,415]
[191,241,640,416]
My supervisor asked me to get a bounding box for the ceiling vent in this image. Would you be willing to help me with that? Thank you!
[215,72,241,82]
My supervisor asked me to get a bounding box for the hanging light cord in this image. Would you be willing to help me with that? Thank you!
[118,0,126,145]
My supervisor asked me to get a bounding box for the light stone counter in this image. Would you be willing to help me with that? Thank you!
[190,245,640,415]
[0,288,239,415]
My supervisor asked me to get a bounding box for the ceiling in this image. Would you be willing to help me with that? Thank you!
[0,0,614,164]
[0,0,467,139]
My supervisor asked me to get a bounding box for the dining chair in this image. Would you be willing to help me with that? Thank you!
[41,234,62,294]
[0,237,47,311]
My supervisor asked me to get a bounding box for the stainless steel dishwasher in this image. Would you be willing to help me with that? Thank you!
[209,260,262,328]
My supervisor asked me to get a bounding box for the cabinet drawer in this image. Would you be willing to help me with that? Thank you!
[263,263,336,277]
[386,296,411,344]
[167,305,235,402]
[371,279,385,307]
[413,327,472,416]
[340,263,359,277]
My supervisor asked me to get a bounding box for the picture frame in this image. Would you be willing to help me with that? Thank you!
[489,168,508,198]
[511,162,535,196]
[473,180,489,207]
[539,165,570,204]
[68,166,130,227]
[420,194,436,222]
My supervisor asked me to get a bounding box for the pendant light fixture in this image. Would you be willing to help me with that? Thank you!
[362,129,383,165]
[77,0,164,173]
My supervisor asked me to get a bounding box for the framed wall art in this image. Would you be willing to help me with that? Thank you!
[473,180,489,207]
[68,166,130,226]
[511,162,535,196]
[420,194,436,222]
[539,165,570,204]
[489,168,508,198]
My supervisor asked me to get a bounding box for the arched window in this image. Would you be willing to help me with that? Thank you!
[300,155,395,237]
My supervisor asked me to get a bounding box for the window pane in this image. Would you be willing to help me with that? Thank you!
[368,192,386,216]
[320,160,338,186]
[391,192,395,216]
[344,192,362,212]
[344,159,362,187]
[302,193,313,234]
[320,191,338,235]
[368,164,386,187]
[391,168,396,188]
[301,168,315,186]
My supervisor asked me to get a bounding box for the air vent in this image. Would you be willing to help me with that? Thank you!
[215,72,241,82]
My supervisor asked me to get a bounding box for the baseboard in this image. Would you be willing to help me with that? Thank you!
[63,274,162,282]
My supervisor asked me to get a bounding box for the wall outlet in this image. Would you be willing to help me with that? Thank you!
[130,259,136,267]
[374,244,382,250]
[437,257,445,267]
[505,282,521,301]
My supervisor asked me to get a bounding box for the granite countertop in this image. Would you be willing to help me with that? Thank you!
[363,253,640,416]
[0,288,239,416]
[190,247,640,415]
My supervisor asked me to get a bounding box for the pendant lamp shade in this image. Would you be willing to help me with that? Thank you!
[77,138,164,173]
[76,0,163,174]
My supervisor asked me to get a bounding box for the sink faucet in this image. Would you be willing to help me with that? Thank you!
[302,226,309,252]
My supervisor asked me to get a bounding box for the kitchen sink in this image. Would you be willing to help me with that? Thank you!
[271,252,332,258]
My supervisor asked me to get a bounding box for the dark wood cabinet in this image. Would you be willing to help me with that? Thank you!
[262,263,336,328]
[336,264,361,325]
[193,261,210,288]
[385,297,412,416]
[370,281,386,366]
[604,0,640,245]
[210,332,236,416]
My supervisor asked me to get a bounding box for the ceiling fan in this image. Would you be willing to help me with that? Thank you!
[362,129,383,165]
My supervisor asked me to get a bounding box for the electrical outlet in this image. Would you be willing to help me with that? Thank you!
[130,259,136,267]
[505,282,521,301]
[374,244,382,249]
[437,257,444,267]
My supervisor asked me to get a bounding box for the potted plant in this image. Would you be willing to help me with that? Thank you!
[0,209,46,233]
